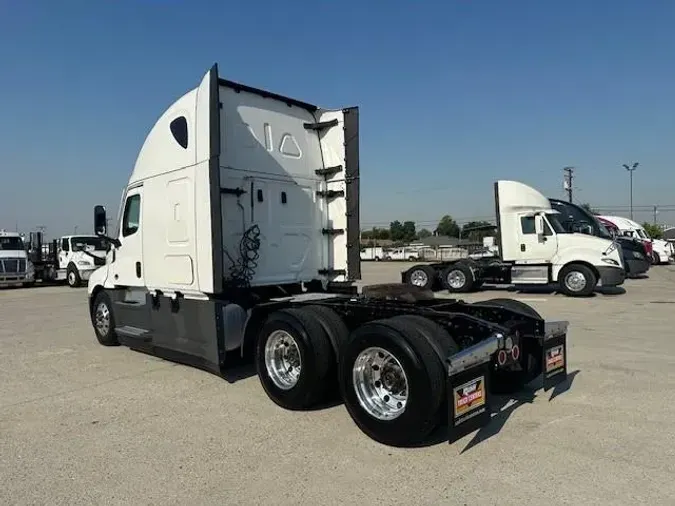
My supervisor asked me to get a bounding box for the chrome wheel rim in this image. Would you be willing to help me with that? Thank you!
[447,270,466,289]
[68,272,76,285]
[95,302,110,336]
[264,330,302,390]
[410,269,428,287]
[353,347,408,421]
[564,271,587,292]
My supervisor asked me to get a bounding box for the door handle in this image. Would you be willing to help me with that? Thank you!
[136,262,141,278]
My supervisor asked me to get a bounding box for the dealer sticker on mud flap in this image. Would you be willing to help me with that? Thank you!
[545,345,565,378]
[453,376,486,425]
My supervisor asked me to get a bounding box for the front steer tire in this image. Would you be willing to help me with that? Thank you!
[558,263,596,297]
[91,291,119,346]
[339,317,446,447]
[255,308,334,411]
[67,264,81,288]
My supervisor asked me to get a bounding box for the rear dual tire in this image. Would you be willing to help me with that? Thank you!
[403,264,436,290]
[256,307,458,447]
[339,315,458,447]
[255,307,337,410]
[442,261,482,293]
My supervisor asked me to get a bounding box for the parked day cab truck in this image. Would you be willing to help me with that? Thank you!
[598,215,673,266]
[548,199,650,279]
[403,182,625,297]
[0,230,35,287]
[26,232,107,287]
[86,65,570,447]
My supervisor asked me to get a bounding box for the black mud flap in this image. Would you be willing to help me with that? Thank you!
[447,334,501,443]
[542,321,569,391]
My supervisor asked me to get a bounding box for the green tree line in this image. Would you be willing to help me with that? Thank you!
[361,215,494,244]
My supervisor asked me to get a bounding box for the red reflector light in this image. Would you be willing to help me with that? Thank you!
[497,350,507,365]
[511,345,520,360]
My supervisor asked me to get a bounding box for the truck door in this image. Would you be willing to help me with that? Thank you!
[111,186,145,287]
[517,214,557,263]
[109,185,153,337]
[58,238,69,270]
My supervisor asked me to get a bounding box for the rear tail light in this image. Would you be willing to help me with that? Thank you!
[497,350,508,366]
[511,345,520,361]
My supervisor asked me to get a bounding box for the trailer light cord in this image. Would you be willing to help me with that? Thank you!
[224,224,261,289]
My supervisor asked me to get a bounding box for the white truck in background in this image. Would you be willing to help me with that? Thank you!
[598,215,673,265]
[402,181,626,297]
[84,64,570,447]
[0,230,35,287]
[26,232,107,287]
[384,247,419,261]
[360,246,385,261]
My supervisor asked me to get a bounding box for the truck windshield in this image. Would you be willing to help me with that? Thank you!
[71,236,107,251]
[593,218,612,239]
[548,199,615,239]
[545,214,568,234]
[0,237,25,251]
[636,229,650,240]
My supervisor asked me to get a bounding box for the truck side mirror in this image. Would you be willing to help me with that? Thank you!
[94,205,107,236]
[571,222,592,235]
[534,215,544,235]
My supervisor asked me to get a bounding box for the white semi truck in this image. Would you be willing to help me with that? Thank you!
[86,64,570,447]
[403,181,626,297]
[598,215,673,265]
[26,232,107,287]
[0,230,35,287]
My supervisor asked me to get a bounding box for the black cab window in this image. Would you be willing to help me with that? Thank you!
[122,194,141,237]
[61,238,70,251]
[521,216,536,234]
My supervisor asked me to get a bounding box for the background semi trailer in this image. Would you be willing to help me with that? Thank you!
[402,181,625,297]
[86,64,570,447]
[548,199,650,279]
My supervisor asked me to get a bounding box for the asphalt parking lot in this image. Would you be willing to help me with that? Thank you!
[2,263,675,505]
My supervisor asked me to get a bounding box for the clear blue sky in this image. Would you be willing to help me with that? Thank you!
[2,0,675,236]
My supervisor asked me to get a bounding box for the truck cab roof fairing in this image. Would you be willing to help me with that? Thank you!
[496,180,553,215]
[129,65,220,185]
[129,88,198,184]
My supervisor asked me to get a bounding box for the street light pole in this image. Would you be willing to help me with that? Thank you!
[622,162,639,220]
